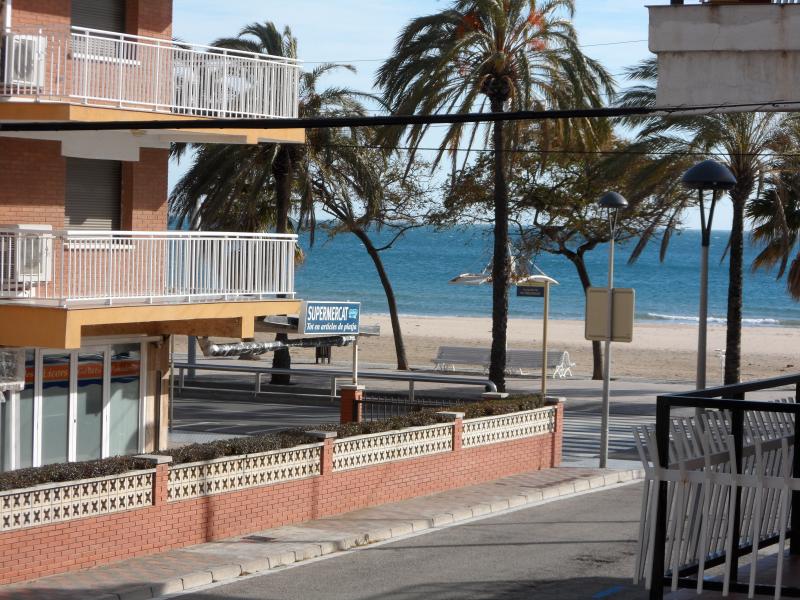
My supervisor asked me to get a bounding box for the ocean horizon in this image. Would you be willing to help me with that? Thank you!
[295,226,800,328]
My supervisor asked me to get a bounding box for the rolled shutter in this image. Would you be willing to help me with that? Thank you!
[70,0,126,32]
[65,158,121,231]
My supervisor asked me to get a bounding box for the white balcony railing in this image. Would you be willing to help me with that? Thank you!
[0,229,297,306]
[0,26,300,119]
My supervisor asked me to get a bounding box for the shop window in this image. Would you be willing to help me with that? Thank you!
[41,353,71,465]
[109,344,141,456]
[76,351,104,461]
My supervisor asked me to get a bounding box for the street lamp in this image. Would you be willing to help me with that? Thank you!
[598,191,628,469]
[681,160,736,390]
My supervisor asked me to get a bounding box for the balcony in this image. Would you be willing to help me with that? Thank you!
[0,25,301,119]
[0,229,296,306]
[649,0,800,109]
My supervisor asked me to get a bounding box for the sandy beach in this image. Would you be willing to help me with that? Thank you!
[179,314,800,384]
[349,315,799,383]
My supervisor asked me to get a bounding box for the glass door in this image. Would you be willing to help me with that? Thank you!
[40,352,71,465]
[75,349,104,461]
[108,344,141,456]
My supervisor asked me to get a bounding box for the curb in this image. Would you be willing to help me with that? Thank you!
[86,469,645,600]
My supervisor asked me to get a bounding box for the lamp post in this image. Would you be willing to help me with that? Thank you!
[681,160,736,391]
[598,191,628,469]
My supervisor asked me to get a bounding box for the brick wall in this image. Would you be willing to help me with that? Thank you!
[11,0,172,37]
[0,405,563,584]
[0,139,65,229]
[127,0,172,38]
[10,0,69,28]
[0,140,167,231]
[121,148,169,231]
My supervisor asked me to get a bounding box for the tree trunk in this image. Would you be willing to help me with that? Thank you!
[568,252,604,380]
[488,99,509,392]
[353,228,409,370]
[724,190,746,385]
[271,147,293,385]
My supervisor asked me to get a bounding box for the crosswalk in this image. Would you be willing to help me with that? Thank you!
[561,412,656,461]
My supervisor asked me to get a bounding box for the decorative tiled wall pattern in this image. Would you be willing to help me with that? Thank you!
[0,470,155,531]
[332,424,454,471]
[167,444,323,501]
[462,407,557,448]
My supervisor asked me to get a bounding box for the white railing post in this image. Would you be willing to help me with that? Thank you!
[0,230,296,305]
[1,26,301,119]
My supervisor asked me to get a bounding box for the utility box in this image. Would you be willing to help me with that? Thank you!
[585,288,635,343]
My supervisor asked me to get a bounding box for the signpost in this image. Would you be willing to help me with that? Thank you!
[299,301,361,336]
[300,301,361,384]
[516,276,557,397]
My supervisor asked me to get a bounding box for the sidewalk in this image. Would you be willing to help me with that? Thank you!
[0,466,643,600]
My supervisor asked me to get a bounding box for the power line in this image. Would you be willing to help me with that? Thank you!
[319,141,800,160]
[302,39,649,64]
[1,99,798,133]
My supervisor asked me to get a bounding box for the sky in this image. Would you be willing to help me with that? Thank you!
[170,0,724,230]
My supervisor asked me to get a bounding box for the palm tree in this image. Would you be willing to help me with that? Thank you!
[376,0,613,391]
[619,58,793,385]
[171,22,369,382]
[748,130,800,300]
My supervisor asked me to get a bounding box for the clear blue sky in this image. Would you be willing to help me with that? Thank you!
[171,0,723,230]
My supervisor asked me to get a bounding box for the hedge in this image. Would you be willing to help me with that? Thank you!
[0,456,154,492]
[0,394,545,489]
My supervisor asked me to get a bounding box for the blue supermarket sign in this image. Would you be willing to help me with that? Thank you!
[299,301,361,335]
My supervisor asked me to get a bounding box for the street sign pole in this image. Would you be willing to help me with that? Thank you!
[541,282,549,398]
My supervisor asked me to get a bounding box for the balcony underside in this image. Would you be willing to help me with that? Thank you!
[0,299,301,349]
[0,102,305,159]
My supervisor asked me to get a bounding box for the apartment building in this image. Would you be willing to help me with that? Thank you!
[649,0,800,108]
[0,0,304,471]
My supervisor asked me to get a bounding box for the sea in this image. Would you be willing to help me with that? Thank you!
[295,226,800,327]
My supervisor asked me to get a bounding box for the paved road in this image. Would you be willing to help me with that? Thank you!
[176,483,647,600]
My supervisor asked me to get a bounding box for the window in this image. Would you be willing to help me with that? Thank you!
[71,0,126,33]
[65,158,121,231]
[0,344,145,472]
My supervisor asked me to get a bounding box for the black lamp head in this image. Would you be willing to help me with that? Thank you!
[681,160,737,191]
[598,191,629,210]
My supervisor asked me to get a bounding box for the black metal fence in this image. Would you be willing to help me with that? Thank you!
[356,393,484,422]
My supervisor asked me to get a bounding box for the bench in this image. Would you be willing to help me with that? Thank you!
[432,346,575,378]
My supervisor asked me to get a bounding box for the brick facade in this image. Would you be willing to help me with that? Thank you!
[0,405,563,585]
[0,140,167,231]
[0,139,66,229]
[11,0,172,37]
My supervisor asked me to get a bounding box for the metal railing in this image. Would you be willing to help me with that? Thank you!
[643,374,800,598]
[172,362,497,404]
[0,26,301,118]
[356,394,475,422]
[0,229,297,305]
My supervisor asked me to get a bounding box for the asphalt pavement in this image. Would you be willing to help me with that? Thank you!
[174,483,647,600]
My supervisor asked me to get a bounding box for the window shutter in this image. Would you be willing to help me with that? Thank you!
[65,158,122,231]
[70,0,126,33]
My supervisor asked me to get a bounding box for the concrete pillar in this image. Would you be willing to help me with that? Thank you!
[308,431,337,475]
[437,412,465,452]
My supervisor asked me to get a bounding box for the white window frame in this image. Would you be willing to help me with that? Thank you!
[13,341,147,470]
